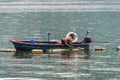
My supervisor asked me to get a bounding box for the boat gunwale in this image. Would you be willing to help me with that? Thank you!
[10,40,90,46]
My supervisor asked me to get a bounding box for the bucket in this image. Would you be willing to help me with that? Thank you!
[30,39,35,44]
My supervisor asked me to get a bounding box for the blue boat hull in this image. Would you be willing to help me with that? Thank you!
[10,40,90,51]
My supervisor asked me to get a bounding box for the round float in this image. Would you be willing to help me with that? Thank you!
[66,32,78,42]
[95,48,106,51]
[31,49,43,54]
[117,46,120,51]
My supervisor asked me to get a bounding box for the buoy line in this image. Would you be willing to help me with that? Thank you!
[1,46,120,53]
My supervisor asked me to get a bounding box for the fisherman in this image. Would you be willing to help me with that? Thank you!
[61,36,73,47]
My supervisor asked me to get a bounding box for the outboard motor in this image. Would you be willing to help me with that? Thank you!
[84,36,92,43]
[83,30,92,43]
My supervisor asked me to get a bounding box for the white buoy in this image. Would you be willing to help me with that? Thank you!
[66,32,78,42]
[95,48,106,51]
[78,48,85,51]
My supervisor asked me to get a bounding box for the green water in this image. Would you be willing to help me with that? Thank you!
[0,0,120,80]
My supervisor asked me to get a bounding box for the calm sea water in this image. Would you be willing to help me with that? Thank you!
[0,0,120,80]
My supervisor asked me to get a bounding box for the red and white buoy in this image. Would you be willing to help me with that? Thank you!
[117,46,120,51]
[0,49,16,52]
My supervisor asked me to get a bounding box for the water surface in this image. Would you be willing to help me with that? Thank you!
[0,0,120,80]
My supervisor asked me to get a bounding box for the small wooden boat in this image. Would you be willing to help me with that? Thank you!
[10,31,92,52]
[10,40,90,52]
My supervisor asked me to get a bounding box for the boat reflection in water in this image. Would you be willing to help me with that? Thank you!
[13,51,33,58]
[13,49,90,59]
[60,49,90,59]
[55,49,91,76]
